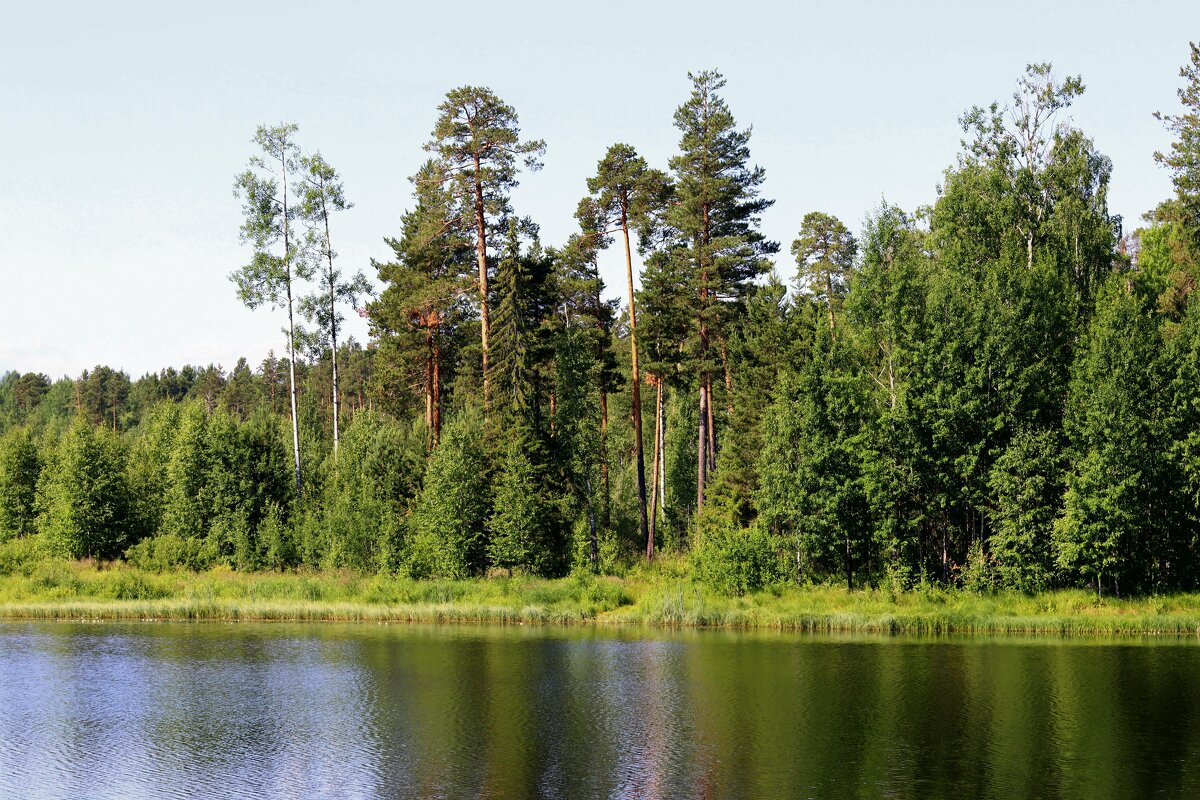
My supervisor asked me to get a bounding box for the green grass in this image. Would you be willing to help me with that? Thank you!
[3,552,1200,636]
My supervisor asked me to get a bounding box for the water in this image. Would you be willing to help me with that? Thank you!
[2,622,1199,799]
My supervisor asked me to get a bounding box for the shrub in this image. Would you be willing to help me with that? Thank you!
[692,523,785,596]
[125,533,210,572]
[0,536,43,576]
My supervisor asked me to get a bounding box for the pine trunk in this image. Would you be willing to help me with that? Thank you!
[648,377,663,559]
[623,214,650,557]
[600,390,610,530]
[473,155,490,412]
[425,330,435,449]
[432,333,442,447]
[697,375,708,513]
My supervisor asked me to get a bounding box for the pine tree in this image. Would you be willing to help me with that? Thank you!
[424,87,545,412]
[664,70,778,513]
[1152,42,1200,264]
[370,159,474,448]
[562,204,623,531]
[792,212,857,331]
[583,143,671,556]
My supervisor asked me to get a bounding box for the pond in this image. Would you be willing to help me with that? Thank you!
[2,622,1199,798]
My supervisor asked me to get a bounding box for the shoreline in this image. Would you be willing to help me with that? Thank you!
[4,562,1200,637]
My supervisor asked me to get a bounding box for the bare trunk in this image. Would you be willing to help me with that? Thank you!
[599,390,610,530]
[623,213,650,556]
[473,155,490,412]
[719,333,733,418]
[585,475,598,569]
[323,197,340,457]
[826,268,836,331]
[425,330,435,450]
[706,374,717,474]
[648,377,663,559]
[697,377,708,513]
[595,276,611,531]
[658,382,666,526]
[432,333,442,447]
[846,533,853,591]
[281,147,302,496]
[696,202,713,512]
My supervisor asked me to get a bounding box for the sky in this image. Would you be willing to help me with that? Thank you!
[1,0,1197,379]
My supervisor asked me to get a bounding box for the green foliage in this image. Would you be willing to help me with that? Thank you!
[755,326,869,587]
[311,411,421,571]
[792,211,857,324]
[0,427,40,540]
[988,429,1063,591]
[408,410,490,578]
[37,417,130,559]
[488,424,565,577]
[125,533,212,572]
[1055,281,1166,594]
[692,522,784,596]
[1152,41,1200,265]
[8,61,1200,598]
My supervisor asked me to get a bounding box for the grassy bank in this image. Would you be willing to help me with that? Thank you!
[3,555,1200,636]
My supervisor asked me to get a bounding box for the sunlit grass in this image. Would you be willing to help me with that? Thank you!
[3,553,1200,635]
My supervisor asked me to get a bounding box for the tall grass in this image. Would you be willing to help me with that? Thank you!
[3,550,1200,636]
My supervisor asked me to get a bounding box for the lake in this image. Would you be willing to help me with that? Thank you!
[1,621,1199,799]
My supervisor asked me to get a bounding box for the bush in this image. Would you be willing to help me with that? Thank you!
[99,570,172,600]
[692,523,785,596]
[958,541,1001,594]
[0,536,44,576]
[125,533,210,572]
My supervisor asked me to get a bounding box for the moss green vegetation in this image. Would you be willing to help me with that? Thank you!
[4,551,1200,637]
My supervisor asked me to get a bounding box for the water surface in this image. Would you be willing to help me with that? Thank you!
[2,621,1199,799]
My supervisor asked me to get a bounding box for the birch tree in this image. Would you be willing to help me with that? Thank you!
[231,123,309,495]
[296,151,371,456]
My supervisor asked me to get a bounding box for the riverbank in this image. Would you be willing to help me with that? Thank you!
[3,557,1200,635]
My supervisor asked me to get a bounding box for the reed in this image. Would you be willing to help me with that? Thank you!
[4,556,1200,636]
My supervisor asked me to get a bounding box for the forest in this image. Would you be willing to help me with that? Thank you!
[3,45,1200,600]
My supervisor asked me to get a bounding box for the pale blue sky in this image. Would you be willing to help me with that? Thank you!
[2,0,1196,378]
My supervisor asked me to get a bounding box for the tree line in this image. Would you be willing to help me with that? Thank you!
[3,45,1200,595]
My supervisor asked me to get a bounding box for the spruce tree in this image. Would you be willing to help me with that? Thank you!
[488,421,564,576]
